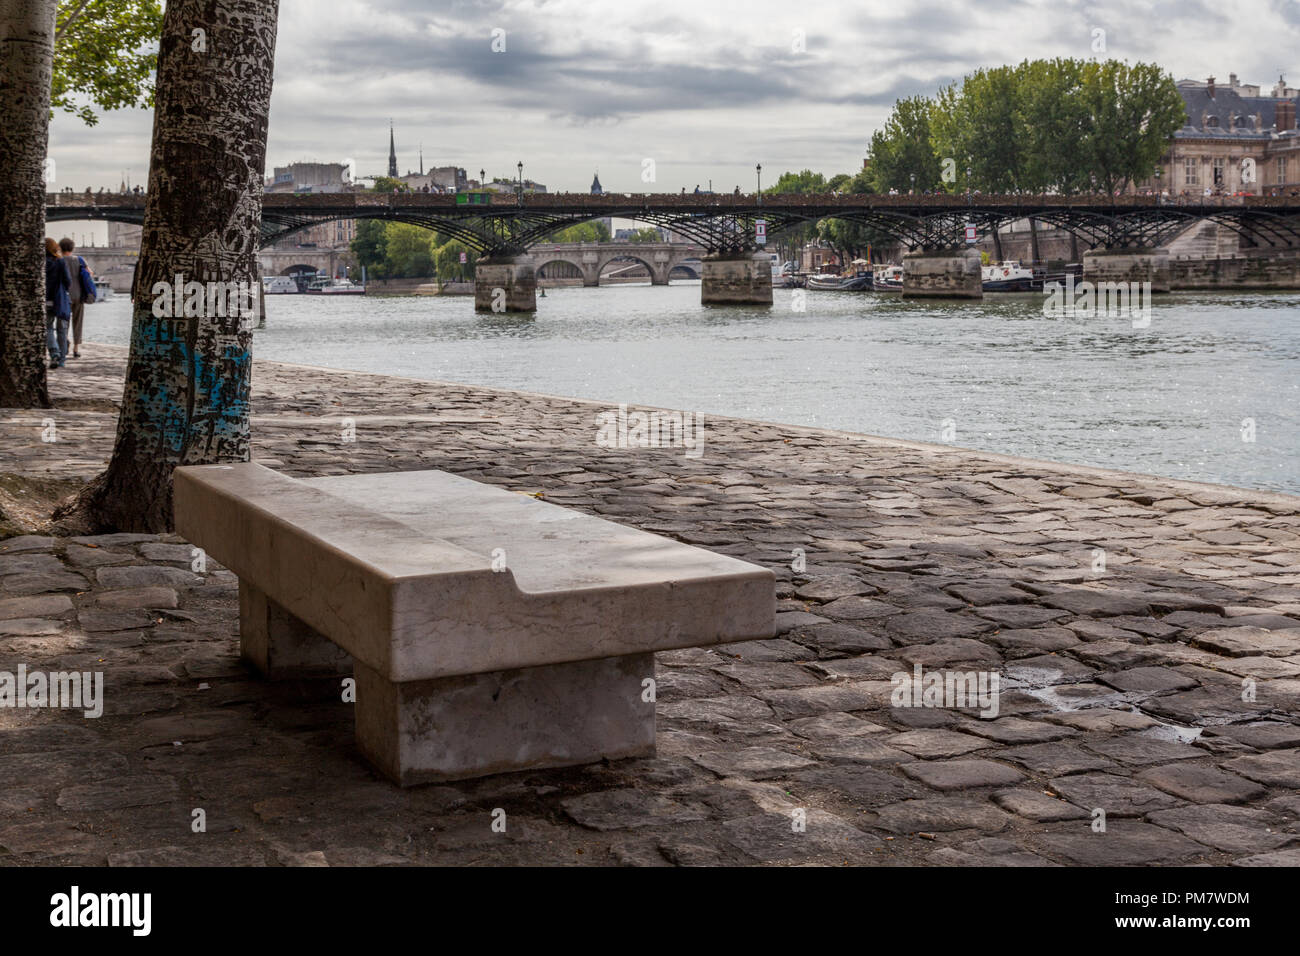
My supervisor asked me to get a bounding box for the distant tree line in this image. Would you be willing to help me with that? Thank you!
[871,58,1185,196]
[764,58,1186,266]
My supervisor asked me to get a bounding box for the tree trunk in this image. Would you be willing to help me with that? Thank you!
[1028,217,1041,267]
[0,0,57,409]
[1069,230,1081,263]
[63,0,279,531]
[991,225,1004,262]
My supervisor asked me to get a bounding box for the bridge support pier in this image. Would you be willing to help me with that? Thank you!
[475,257,537,312]
[1082,248,1171,293]
[700,253,772,305]
[902,248,982,299]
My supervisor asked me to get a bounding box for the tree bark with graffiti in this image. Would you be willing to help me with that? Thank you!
[62,0,280,531]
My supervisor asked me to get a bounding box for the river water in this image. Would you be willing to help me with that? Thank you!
[86,282,1300,494]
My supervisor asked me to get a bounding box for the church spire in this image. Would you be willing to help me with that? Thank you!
[388,122,398,178]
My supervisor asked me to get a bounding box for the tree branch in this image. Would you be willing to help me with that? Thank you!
[54,0,94,43]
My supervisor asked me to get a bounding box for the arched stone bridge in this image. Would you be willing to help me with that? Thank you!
[529,242,704,285]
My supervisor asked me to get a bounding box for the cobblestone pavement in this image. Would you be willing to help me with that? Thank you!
[2,343,1299,866]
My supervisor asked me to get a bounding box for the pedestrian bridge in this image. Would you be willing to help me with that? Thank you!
[46,191,1300,308]
[47,191,1300,255]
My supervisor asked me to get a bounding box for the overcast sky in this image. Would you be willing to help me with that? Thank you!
[47,0,1300,196]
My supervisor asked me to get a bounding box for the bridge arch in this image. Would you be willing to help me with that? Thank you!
[534,259,586,283]
[596,253,659,285]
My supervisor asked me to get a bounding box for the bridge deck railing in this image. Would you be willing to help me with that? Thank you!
[47,191,1300,213]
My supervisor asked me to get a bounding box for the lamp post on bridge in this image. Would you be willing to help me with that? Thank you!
[480,168,485,189]
[756,163,762,204]
[517,161,523,206]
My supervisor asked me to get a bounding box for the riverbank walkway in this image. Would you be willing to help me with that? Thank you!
[2,343,1298,865]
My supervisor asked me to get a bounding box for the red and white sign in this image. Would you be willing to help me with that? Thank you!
[755,220,767,244]
[964,224,977,244]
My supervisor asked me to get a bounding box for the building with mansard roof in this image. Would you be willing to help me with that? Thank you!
[1143,74,1300,195]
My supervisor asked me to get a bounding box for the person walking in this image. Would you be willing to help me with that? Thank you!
[44,238,71,369]
[59,237,91,358]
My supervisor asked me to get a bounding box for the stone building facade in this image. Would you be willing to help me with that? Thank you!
[1144,74,1300,196]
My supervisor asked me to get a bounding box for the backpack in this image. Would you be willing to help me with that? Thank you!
[77,257,97,304]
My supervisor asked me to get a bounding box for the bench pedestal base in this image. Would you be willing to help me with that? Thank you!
[354,653,657,786]
[240,582,353,678]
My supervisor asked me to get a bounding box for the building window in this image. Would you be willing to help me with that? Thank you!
[1280,157,1290,184]
[1183,158,1198,186]
[1212,158,1225,185]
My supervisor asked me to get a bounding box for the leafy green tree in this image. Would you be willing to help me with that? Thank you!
[765,169,829,195]
[1076,59,1185,194]
[384,223,436,276]
[867,95,942,192]
[763,169,830,262]
[434,240,477,280]
[350,220,389,278]
[931,65,1025,193]
[625,227,662,243]
[549,220,611,243]
[1017,58,1090,193]
[52,0,163,126]
[369,176,406,194]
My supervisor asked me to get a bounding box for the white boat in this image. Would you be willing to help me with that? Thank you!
[303,276,366,295]
[805,272,845,291]
[262,275,299,294]
[320,277,365,295]
[982,261,1036,292]
[873,264,903,291]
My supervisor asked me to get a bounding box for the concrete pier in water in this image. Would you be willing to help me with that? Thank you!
[700,253,773,305]
[474,257,537,312]
[901,248,983,299]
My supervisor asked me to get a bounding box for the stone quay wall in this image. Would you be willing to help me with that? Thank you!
[1171,252,1300,290]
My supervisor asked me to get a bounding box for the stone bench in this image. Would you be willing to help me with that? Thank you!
[174,463,775,785]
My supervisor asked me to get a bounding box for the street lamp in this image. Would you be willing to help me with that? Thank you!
[480,168,485,188]
[756,163,762,203]
[910,173,915,195]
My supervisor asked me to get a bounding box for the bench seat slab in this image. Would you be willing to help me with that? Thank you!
[354,653,656,785]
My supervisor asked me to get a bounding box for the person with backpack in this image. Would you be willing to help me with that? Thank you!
[44,238,71,369]
[58,237,96,358]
